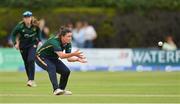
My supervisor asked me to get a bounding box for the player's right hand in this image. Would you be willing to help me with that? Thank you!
[73,50,83,57]
[14,43,19,50]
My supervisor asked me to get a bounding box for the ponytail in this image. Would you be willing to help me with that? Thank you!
[31,16,39,27]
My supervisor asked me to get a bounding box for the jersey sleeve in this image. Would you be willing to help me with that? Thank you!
[11,24,20,45]
[51,41,62,52]
[65,43,72,53]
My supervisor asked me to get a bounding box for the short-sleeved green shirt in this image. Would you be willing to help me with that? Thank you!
[11,21,41,48]
[37,36,71,58]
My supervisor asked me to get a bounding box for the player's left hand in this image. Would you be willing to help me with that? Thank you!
[77,58,87,63]
[77,54,86,59]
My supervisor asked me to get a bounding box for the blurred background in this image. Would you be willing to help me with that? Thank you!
[1,0,180,48]
[0,0,180,103]
[0,0,180,71]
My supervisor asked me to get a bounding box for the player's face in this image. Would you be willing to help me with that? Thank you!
[23,16,32,25]
[62,32,72,44]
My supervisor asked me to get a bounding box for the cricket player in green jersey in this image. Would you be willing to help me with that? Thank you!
[36,26,87,95]
[11,11,42,87]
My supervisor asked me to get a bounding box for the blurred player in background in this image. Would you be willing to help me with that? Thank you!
[39,19,50,43]
[36,26,87,95]
[83,21,97,48]
[11,11,42,87]
[72,21,85,48]
[162,35,177,51]
[158,35,177,51]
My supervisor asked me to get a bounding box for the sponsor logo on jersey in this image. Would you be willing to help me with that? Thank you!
[24,33,36,38]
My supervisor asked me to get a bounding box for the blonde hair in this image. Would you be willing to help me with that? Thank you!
[31,16,40,27]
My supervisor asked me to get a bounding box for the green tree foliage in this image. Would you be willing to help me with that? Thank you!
[1,0,180,10]
[0,0,180,48]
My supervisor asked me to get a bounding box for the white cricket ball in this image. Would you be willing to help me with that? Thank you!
[158,41,163,46]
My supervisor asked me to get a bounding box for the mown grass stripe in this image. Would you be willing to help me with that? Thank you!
[0,94,180,97]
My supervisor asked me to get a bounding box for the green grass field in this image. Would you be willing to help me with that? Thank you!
[0,71,180,103]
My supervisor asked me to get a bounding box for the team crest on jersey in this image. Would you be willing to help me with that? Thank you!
[24,34,29,38]
[33,28,36,31]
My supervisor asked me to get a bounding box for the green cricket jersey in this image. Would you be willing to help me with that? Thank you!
[11,21,41,48]
[37,36,72,58]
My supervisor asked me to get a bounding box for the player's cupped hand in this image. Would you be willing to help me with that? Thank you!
[77,58,87,63]
[77,54,86,59]
[14,43,19,50]
[73,49,83,57]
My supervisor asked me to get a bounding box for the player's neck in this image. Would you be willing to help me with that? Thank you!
[25,23,31,28]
